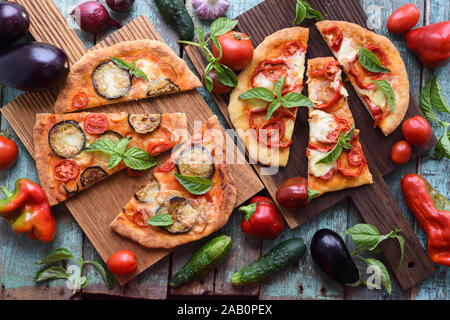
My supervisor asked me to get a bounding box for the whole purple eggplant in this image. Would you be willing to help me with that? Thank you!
[0,2,30,48]
[0,42,69,91]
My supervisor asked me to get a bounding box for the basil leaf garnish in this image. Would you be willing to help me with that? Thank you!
[35,266,70,282]
[174,173,213,195]
[239,87,275,101]
[148,214,174,227]
[265,100,282,121]
[357,48,390,74]
[123,147,158,170]
[419,79,439,123]
[210,18,239,37]
[282,92,316,108]
[293,0,323,25]
[214,63,238,88]
[360,257,392,293]
[36,248,75,265]
[85,260,115,289]
[317,125,355,164]
[110,56,149,82]
[372,80,396,111]
[430,76,450,113]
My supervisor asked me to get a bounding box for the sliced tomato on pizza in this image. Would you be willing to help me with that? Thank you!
[33,112,187,205]
[110,116,237,249]
[306,57,373,197]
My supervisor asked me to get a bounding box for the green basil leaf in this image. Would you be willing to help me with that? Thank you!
[308,189,319,201]
[197,26,206,47]
[239,203,257,221]
[345,224,384,251]
[80,276,89,288]
[85,138,118,155]
[131,67,149,82]
[358,47,390,73]
[123,147,158,170]
[174,173,213,195]
[116,137,131,154]
[110,56,133,70]
[430,76,450,113]
[35,266,69,282]
[214,63,238,88]
[108,154,123,170]
[419,79,439,123]
[316,140,343,164]
[36,248,74,265]
[239,87,275,102]
[305,6,323,21]
[344,125,355,141]
[86,260,114,289]
[372,80,396,111]
[293,0,307,25]
[274,75,285,98]
[395,235,405,270]
[265,100,282,121]
[204,72,213,92]
[148,214,174,226]
[282,92,316,108]
[210,18,238,37]
[434,126,450,160]
[211,36,222,60]
[361,257,392,294]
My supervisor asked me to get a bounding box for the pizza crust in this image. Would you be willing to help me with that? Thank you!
[228,27,309,167]
[110,115,237,249]
[54,40,202,113]
[316,21,409,136]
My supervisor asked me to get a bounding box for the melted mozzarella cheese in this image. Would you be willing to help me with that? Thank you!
[134,59,160,81]
[252,72,275,90]
[367,86,388,111]
[309,109,338,143]
[308,149,337,177]
[286,53,306,87]
[336,37,358,63]
[73,152,93,167]
[331,70,348,97]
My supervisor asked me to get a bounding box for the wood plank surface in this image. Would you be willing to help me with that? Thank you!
[184,0,436,290]
[1,0,263,286]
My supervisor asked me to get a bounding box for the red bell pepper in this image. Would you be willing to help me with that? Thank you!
[239,196,284,240]
[405,21,450,68]
[0,179,56,242]
[401,174,450,266]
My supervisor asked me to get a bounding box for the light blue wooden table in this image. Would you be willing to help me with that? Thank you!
[0,0,448,300]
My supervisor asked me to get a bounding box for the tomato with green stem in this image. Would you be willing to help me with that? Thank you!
[212,31,254,71]
[0,130,18,170]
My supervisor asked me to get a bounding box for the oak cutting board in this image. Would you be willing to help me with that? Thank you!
[185,0,436,290]
[1,0,264,285]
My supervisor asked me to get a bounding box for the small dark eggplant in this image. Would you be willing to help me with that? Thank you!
[0,42,69,91]
[310,229,360,285]
[0,3,30,48]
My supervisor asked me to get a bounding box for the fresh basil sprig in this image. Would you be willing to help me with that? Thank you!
[239,75,315,121]
[358,48,390,74]
[371,80,396,111]
[110,57,149,82]
[317,125,355,164]
[345,224,405,294]
[85,137,157,171]
[293,0,323,25]
[35,248,114,294]
[174,173,213,195]
[419,76,450,160]
[179,18,238,92]
[148,214,173,227]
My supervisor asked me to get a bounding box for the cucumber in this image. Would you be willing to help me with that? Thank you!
[230,238,306,286]
[169,235,232,288]
[154,0,194,41]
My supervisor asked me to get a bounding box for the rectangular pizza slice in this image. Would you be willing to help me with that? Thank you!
[306,57,373,196]
[33,112,187,205]
[110,115,237,249]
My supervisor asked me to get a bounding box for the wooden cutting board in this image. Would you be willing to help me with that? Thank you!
[185,0,436,290]
[1,0,264,285]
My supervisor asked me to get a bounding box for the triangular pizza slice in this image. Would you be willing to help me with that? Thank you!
[34,112,186,205]
[316,21,409,136]
[228,27,309,167]
[54,40,202,113]
[306,57,372,197]
[110,115,237,249]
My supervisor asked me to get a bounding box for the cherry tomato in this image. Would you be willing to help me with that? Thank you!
[387,4,420,34]
[205,69,232,94]
[283,40,307,57]
[276,177,310,208]
[53,160,80,182]
[402,116,432,146]
[84,114,109,135]
[391,140,412,165]
[72,92,89,109]
[348,146,364,166]
[148,141,173,156]
[0,131,18,170]
[106,250,138,275]
[212,31,254,71]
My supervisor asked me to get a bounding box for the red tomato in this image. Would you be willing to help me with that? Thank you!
[206,69,232,94]
[148,141,173,156]
[106,250,138,275]
[348,146,364,166]
[72,92,89,109]
[276,177,310,208]
[402,116,432,146]
[212,31,254,71]
[391,140,412,165]
[84,114,109,135]
[319,167,336,181]
[387,4,420,34]
[0,131,18,170]
[53,160,80,182]
[283,40,307,57]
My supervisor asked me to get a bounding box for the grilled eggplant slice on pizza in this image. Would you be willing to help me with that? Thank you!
[33,112,187,206]
[306,57,372,197]
[110,116,237,249]
[54,40,201,113]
